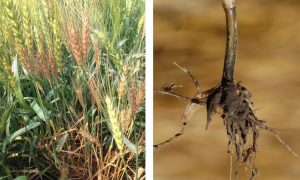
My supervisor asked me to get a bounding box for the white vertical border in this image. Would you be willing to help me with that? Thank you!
[145,0,153,179]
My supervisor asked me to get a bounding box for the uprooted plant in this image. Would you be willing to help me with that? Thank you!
[154,0,297,179]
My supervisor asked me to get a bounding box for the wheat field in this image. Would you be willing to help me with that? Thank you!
[0,0,145,179]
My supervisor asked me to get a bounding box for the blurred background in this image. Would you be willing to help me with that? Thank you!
[154,0,300,179]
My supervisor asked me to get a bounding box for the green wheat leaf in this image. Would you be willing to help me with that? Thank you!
[5,122,41,144]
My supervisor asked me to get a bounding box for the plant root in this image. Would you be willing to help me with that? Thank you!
[154,63,298,179]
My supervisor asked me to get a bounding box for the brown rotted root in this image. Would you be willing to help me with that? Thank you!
[206,80,297,179]
[154,63,297,179]
[206,80,260,178]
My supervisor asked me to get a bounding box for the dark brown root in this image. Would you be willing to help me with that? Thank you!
[207,80,261,179]
[154,63,298,179]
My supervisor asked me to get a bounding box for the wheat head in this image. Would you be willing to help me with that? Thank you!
[105,96,124,152]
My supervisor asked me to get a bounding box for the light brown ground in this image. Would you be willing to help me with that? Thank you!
[154,0,300,179]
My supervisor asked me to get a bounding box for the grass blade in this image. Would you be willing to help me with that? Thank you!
[123,135,137,154]
[30,100,49,121]
[13,176,28,180]
[5,122,41,144]
[55,133,69,152]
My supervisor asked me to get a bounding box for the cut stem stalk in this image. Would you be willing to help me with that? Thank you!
[221,0,238,82]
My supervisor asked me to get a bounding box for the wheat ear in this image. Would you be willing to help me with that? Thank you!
[105,96,124,152]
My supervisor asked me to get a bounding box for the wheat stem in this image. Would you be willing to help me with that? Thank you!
[221,0,237,82]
